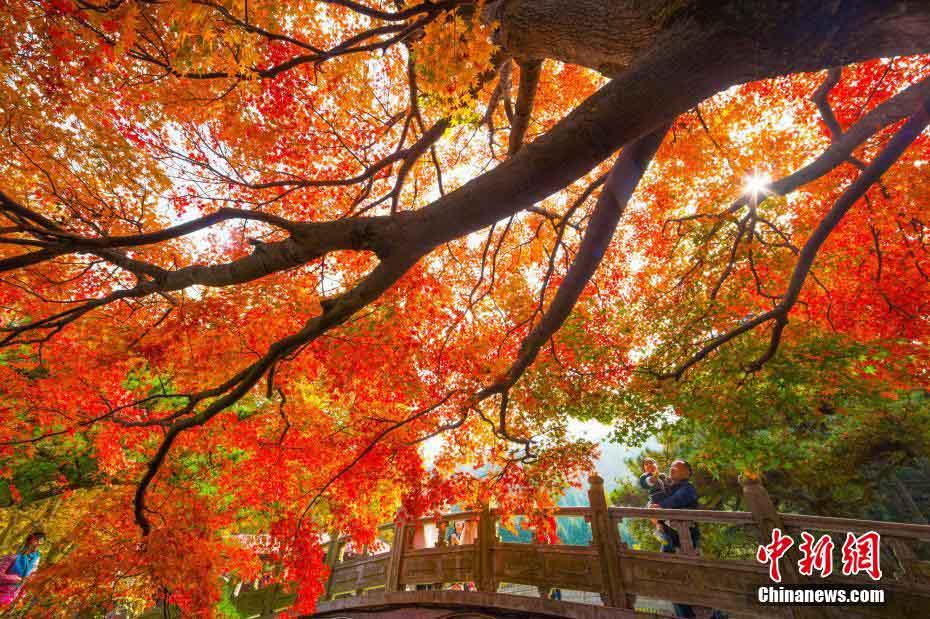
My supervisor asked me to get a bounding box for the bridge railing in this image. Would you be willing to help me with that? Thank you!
[320,475,930,618]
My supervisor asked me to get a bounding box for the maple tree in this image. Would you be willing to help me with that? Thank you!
[1,0,930,615]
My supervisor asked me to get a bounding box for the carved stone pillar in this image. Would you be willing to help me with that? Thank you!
[475,505,498,592]
[587,474,629,608]
[385,521,407,593]
[670,519,698,556]
[322,531,341,600]
[741,476,830,619]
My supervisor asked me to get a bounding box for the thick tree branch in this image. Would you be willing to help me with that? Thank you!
[0,201,300,252]
[133,251,419,534]
[476,125,669,441]
[812,67,844,140]
[508,59,542,156]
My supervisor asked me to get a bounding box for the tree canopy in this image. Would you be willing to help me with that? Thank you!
[1,0,929,614]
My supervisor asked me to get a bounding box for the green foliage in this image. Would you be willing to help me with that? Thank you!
[494,487,593,545]
[215,580,250,619]
[0,440,99,508]
[598,330,930,520]
[605,332,930,558]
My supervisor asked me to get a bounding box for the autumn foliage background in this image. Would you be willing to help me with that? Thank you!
[0,0,928,615]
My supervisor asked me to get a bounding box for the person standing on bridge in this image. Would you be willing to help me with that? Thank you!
[649,459,700,551]
[649,460,699,618]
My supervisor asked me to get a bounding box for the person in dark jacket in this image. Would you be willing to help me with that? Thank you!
[649,459,700,549]
[649,460,699,618]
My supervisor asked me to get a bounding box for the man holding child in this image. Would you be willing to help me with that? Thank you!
[639,458,700,618]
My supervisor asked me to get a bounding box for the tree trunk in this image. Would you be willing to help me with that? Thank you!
[496,0,930,77]
[496,0,659,71]
[890,473,928,524]
[407,0,930,258]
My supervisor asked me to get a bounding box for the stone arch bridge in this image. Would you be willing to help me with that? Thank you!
[308,476,930,619]
[222,476,930,618]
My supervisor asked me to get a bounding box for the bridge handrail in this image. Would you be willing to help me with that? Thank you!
[609,506,755,525]
[327,506,930,549]
[329,507,596,546]
[609,507,930,542]
[779,512,930,541]
[328,510,486,545]
[332,553,389,568]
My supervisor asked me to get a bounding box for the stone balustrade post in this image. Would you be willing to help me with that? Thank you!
[322,531,341,600]
[475,505,497,592]
[741,476,829,619]
[384,520,407,593]
[670,519,698,556]
[587,474,630,608]
[888,536,922,583]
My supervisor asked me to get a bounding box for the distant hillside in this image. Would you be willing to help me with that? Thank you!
[496,486,592,545]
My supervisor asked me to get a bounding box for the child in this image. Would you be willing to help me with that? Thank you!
[638,458,671,545]
[448,521,465,545]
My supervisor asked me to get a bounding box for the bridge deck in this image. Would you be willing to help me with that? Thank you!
[312,590,669,619]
